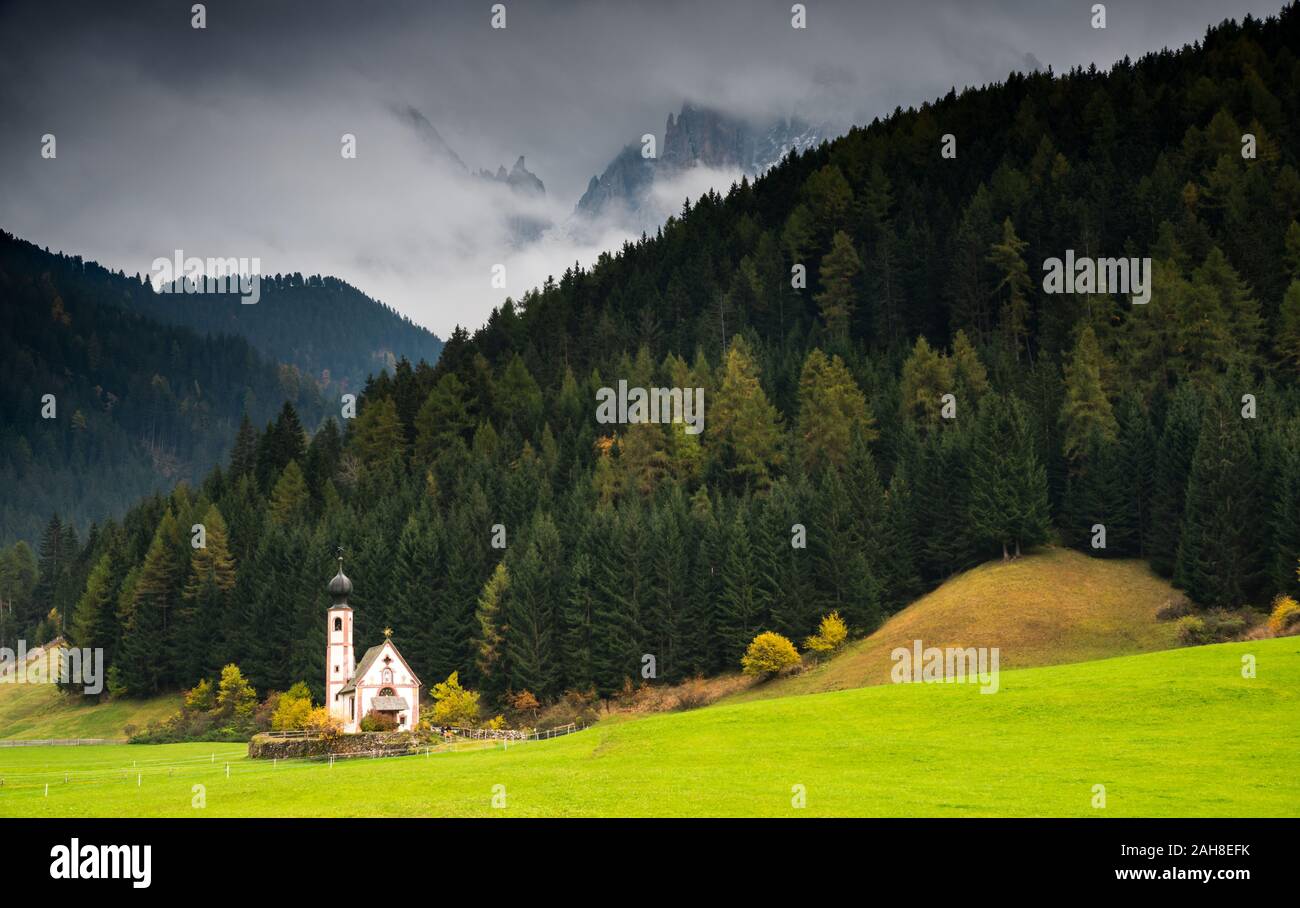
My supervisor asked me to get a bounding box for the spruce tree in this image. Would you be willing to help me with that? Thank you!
[968,394,1050,559]
[1175,391,1265,607]
[1147,384,1201,576]
[503,512,561,699]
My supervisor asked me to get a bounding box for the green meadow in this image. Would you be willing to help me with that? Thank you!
[3,638,1296,818]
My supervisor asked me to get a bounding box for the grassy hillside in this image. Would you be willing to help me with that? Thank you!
[732,548,1182,703]
[1,639,1294,817]
[0,651,178,740]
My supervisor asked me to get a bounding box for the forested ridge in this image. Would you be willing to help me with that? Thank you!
[0,233,328,548]
[124,272,444,398]
[9,7,1300,708]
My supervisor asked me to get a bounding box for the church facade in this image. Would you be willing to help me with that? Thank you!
[325,556,421,733]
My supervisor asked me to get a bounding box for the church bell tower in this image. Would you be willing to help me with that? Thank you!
[325,549,355,722]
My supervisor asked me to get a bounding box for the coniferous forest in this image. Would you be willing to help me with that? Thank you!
[6,8,1300,710]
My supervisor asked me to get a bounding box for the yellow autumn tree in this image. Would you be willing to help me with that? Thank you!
[741,631,801,677]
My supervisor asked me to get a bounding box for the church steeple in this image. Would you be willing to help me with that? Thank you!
[326,547,356,725]
[327,546,352,609]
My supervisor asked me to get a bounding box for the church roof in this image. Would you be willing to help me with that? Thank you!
[371,695,408,712]
[336,641,422,696]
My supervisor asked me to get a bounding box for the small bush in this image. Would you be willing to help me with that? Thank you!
[534,689,600,730]
[741,631,801,677]
[1176,611,1248,646]
[303,707,342,739]
[803,611,849,655]
[360,710,397,732]
[1268,596,1300,636]
[1175,615,1208,646]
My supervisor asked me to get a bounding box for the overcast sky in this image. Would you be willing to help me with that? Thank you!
[0,0,1285,336]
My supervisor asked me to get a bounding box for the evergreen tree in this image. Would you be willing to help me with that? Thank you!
[987,217,1032,360]
[1175,391,1265,607]
[796,348,875,474]
[178,504,237,682]
[968,394,1051,559]
[116,509,185,694]
[503,512,562,698]
[268,461,309,526]
[710,337,785,491]
[1147,385,1201,576]
[1060,325,1118,462]
[815,231,862,341]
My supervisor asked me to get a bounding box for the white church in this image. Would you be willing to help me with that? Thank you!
[326,554,421,733]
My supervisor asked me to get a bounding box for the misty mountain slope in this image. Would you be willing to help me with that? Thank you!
[576,103,835,219]
[124,274,444,396]
[0,232,327,545]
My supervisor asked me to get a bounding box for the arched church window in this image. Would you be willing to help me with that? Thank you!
[382,667,393,684]
[334,617,342,632]
[379,687,396,697]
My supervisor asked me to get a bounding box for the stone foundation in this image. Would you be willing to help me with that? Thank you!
[248,730,436,760]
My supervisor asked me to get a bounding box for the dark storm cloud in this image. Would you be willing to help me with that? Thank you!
[0,0,1285,334]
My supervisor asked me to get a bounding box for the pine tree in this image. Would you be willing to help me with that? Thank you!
[589,506,641,695]
[1175,391,1265,607]
[811,469,879,633]
[1063,426,1132,555]
[353,397,407,471]
[70,552,116,674]
[899,336,955,430]
[414,373,475,462]
[1267,419,1300,601]
[503,512,561,699]
[796,348,875,474]
[1147,385,1201,576]
[711,337,785,491]
[229,415,258,481]
[645,494,695,682]
[116,509,185,694]
[30,515,66,634]
[268,461,309,526]
[987,217,1032,360]
[473,562,509,704]
[968,394,1051,559]
[815,231,862,341]
[1114,393,1157,556]
[1060,325,1118,462]
[950,329,991,402]
[389,511,438,678]
[717,506,766,664]
[178,504,237,682]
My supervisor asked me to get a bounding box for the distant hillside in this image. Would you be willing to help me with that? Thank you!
[729,548,1182,703]
[0,643,179,740]
[124,273,443,396]
[0,231,328,546]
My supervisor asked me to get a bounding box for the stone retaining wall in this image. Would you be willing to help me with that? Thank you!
[247,730,435,760]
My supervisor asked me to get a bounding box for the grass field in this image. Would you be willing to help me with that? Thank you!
[731,547,1183,703]
[2,638,1295,817]
[0,648,179,740]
